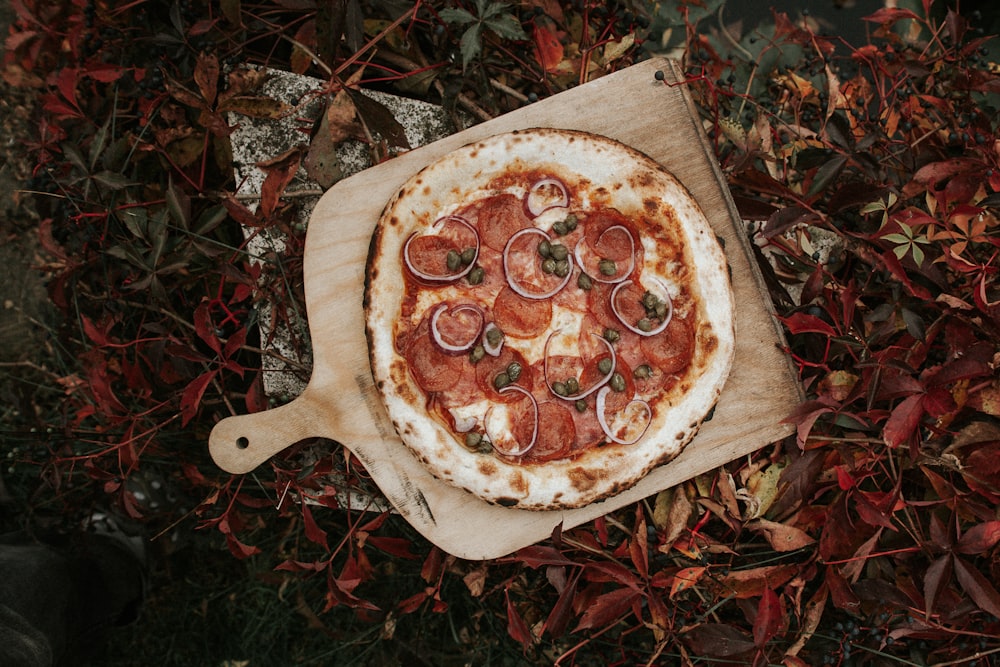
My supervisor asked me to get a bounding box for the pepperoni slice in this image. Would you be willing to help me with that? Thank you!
[406,329,466,393]
[583,209,639,260]
[405,235,460,278]
[493,286,552,339]
[640,316,693,375]
[475,346,531,402]
[474,194,530,252]
[523,401,576,462]
[583,356,635,413]
[609,280,649,330]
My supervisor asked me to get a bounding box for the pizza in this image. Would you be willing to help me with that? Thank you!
[364,128,735,510]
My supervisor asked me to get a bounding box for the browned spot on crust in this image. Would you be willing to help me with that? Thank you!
[389,215,399,227]
[509,471,528,495]
[477,459,498,477]
[423,185,431,196]
[496,497,519,507]
[568,466,599,492]
[643,198,659,214]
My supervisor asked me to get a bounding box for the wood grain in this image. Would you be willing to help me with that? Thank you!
[208,58,803,560]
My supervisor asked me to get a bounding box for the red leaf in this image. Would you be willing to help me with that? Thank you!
[194,51,220,107]
[670,566,706,598]
[532,23,563,73]
[883,393,925,447]
[55,67,82,112]
[782,399,835,447]
[367,535,419,560]
[956,521,1000,555]
[629,506,649,578]
[180,369,216,426]
[397,590,428,614]
[583,560,642,589]
[245,371,269,413]
[923,555,952,618]
[753,588,783,648]
[780,311,836,336]
[863,7,920,23]
[300,501,328,549]
[952,556,1000,618]
[512,544,574,568]
[225,531,261,559]
[420,546,445,583]
[258,147,303,217]
[505,587,534,649]
[573,586,641,631]
[81,314,111,346]
[683,623,755,658]
[543,569,580,638]
[194,300,222,354]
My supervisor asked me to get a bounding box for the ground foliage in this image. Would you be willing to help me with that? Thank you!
[2,0,1000,665]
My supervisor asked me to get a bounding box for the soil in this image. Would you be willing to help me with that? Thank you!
[0,2,51,367]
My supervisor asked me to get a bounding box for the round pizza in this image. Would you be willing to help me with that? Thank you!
[364,128,735,510]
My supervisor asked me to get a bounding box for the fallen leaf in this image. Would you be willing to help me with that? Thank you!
[748,518,816,552]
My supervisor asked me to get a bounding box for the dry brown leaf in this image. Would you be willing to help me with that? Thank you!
[747,518,816,552]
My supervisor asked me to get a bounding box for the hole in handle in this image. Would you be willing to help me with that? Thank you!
[236,436,250,450]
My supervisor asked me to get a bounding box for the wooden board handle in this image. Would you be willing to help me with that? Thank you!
[209,397,321,474]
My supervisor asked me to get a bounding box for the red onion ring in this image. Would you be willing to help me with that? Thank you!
[610,278,673,337]
[484,385,538,457]
[525,177,569,218]
[430,303,484,353]
[503,228,574,299]
[482,322,504,357]
[572,225,635,284]
[402,215,480,283]
[542,330,616,400]
[450,411,477,433]
[595,386,651,445]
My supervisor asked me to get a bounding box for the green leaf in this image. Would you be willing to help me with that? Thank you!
[459,23,483,68]
[911,244,924,266]
[439,7,475,25]
[883,233,909,244]
[485,13,527,40]
[892,245,909,260]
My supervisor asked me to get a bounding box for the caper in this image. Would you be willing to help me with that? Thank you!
[493,372,511,390]
[655,302,668,320]
[599,259,617,276]
[552,381,567,396]
[575,399,588,412]
[542,258,557,274]
[469,344,485,364]
[564,213,578,231]
[634,364,652,379]
[597,357,613,375]
[554,259,570,277]
[486,326,503,347]
[550,243,568,261]
[577,272,593,290]
[467,266,485,285]
[610,372,626,392]
[537,239,552,258]
[642,291,659,310]
[637,318,653,332]
[552,220,568,236]
[465,432,483,450]
[506,361,522,382]
[603,327,620,343]
[446,249,461,271]
[460,247,477,265]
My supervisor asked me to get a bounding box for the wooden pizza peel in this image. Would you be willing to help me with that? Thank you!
[208,58,804,560]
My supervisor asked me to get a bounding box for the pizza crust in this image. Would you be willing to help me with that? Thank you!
[365,128,735,510]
